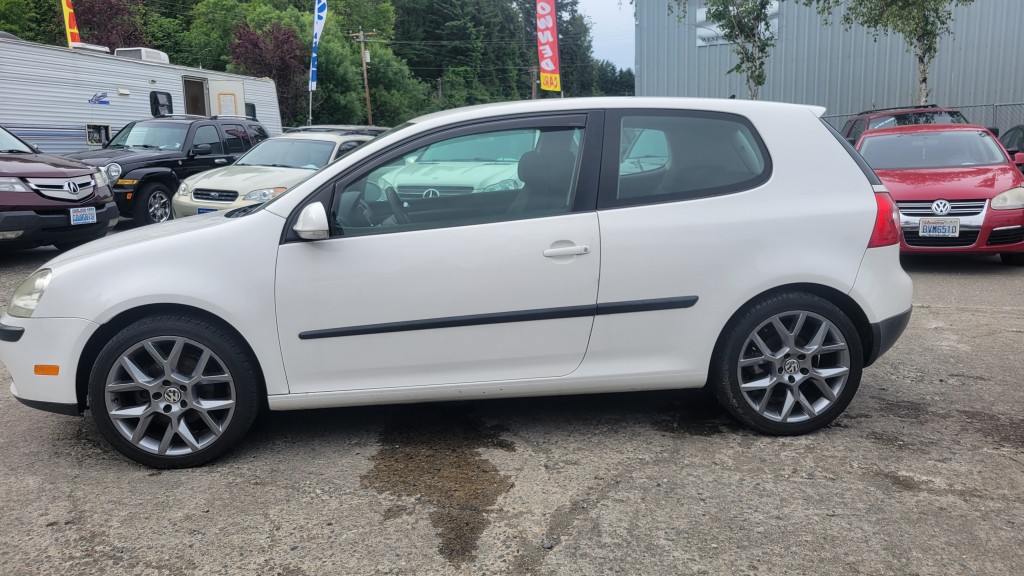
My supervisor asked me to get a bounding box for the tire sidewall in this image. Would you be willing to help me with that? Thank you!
[711,292,864,436]
[88,315,260,468]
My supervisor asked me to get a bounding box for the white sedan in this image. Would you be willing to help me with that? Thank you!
[0,98,913,468]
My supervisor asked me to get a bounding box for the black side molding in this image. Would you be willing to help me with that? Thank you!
[299,296,699,340]
[865,307,912,367]
[0,322,24,343]
[14,396,82,416]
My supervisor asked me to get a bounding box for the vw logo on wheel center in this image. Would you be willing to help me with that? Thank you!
[783,359,800,375]
[931,199,951,216]
[163,388,182,404]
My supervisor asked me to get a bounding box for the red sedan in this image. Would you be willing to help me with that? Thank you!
[857,125,1024,265]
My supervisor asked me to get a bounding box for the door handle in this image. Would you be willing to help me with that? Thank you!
[214,158,228,164]
[543,245,590,257]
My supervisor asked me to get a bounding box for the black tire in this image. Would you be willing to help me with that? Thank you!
[1000,252,1024,266]
[709,292,864,436]
[133,182,174,225]
[88,314,261,468]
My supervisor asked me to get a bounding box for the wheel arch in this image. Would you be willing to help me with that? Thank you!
[709,282,875,372]
[75,303,267,412]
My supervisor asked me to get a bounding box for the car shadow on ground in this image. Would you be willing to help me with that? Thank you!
[900,253,1015,274]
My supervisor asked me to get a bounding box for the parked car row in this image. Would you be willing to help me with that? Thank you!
[0,118,383,252]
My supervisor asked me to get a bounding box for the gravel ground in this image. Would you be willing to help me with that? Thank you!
[1,238,1022,576]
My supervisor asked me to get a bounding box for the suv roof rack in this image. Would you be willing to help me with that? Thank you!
[209,115,257,121]
[855,104,942,115]
[153,114,208,119]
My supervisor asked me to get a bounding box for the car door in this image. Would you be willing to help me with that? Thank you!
[274,113,603,394]
[181,123,233,179]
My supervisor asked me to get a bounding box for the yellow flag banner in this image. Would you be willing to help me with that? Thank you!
[62,0,81,46]
[535,0,561,92]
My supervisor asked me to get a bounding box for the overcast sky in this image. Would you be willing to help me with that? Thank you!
[577,0,636,70]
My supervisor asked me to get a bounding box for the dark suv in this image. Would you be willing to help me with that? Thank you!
[841,105,969,144]
[1,125,118,251]
[65,115,270,225]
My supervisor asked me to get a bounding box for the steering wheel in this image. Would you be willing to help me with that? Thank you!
[384,186,409,224]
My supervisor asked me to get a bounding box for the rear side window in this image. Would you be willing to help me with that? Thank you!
[601,110,770,207]
[248,124,269,144]
[223,123,251,153]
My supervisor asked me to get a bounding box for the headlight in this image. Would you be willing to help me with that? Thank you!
[482,179,520,192]
[9,269,52,318]
[992,187,1024,210]
[0,177,30,192]
[177,182,192,197]
[93,169,109,188]
[243,187,287,202]
[105,163,122,180]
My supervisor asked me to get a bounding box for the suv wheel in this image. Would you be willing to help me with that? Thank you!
[134,182,173,225]
[710,292,864,435]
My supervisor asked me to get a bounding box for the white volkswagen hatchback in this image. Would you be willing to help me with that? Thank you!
[0,98,913,468]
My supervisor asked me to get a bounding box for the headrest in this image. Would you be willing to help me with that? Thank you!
[518,150,544,182]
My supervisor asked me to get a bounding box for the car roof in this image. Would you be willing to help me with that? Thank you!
[269,132,375,144]
[860,124,993,138]
[406,97,827,129]
[858,106,959,118]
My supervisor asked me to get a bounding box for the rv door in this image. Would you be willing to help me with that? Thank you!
[183,77,208,116]
[208,80,245,117]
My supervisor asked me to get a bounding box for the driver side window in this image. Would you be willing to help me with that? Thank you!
[193,125,224,155]
[329,125,583,237]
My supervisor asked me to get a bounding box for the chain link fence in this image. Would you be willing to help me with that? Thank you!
[823,103,1024,135]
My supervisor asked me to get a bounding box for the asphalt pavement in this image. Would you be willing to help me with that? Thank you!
[1,237,1022,575]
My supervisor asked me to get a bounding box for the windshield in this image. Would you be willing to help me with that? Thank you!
[236,139,336,169]
[868,111,968,131]
[0,127,33,153]
[859,130,1007,170]
[419,130,536,162]
[108,122,189,150]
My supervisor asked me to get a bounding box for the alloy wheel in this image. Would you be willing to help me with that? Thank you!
[148,191,171,222]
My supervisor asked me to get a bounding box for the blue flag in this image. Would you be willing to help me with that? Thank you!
[309,0,327,91]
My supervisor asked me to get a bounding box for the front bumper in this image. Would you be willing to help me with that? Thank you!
[900,207,1024,254]
[171,195,257,218]
[0,202,119,248]
[1,315,100,414]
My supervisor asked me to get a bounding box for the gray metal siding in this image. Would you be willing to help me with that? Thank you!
[636,0,1024,116]
[0,38,282,154]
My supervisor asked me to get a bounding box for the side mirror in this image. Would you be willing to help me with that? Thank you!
[191,143,212,156]
[293,202,329,241]
[1014,152,1024,165]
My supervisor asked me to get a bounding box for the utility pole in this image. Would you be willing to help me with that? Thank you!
[529,66,538,100]
[350,29,377,125]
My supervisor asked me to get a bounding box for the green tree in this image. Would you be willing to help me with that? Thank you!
[0,0,67,45]
[803,0,975,104]
[704,0,776,100]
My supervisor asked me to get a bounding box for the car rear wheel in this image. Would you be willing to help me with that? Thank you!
[88,315,260,468]
[134,182,173,225]
[1000,253,1024,266]
[710,292,864,435]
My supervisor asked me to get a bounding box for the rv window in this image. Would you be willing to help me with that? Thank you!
[150,91,173,117]
[223,123,251,153]
[245,103,257,120]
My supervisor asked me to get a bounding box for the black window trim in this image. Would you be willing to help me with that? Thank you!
[280,110,603,245]
[596,108,773,210]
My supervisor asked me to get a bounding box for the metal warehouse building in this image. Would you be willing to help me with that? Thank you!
[635,0,1024,126]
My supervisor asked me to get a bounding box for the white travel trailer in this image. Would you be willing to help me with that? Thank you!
[0,35,282,155]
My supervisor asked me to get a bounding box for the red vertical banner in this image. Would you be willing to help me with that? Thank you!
[536,0,561,92]
[62,0,81,46]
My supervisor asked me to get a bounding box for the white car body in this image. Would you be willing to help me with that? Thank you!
[0,97,913,466]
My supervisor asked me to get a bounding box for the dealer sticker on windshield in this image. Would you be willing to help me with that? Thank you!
[919,218,959,238]
[70,207,97,225]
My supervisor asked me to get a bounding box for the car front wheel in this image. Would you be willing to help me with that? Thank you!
[88,315,260,468]
[710,292,864,435]
[134,182,174,225]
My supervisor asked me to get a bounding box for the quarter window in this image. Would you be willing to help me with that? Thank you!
[223,123,251,153]
[329,125,583,237]
[606,112,770,205]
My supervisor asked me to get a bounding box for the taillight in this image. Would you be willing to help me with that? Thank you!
[868,192,901,248]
